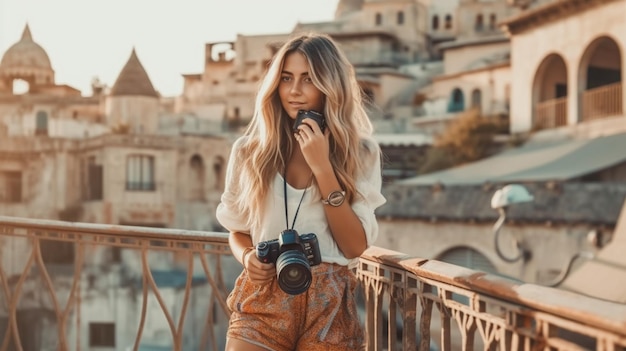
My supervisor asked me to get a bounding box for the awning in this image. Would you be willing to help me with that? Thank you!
[374,133,433,146]
[399,132,626,186]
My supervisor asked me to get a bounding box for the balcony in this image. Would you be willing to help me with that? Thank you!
[533,83,624,131]
[0,216,625,351]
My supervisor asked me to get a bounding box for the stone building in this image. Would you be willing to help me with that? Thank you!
[0,24,232,231]
[375,0,626,301]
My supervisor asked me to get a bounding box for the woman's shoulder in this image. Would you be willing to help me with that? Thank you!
[229,135,254,155]
[232,135,250,149]
[358,135,381,158]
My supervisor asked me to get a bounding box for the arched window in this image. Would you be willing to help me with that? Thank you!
[475,14,484,31]
[213,156,225,190]
[448,88,465,112]
[445,14,452,29]
[471,88,482,110]
[35,111,48,136]
[432,15,439,30]
[375,13,383,25]
[489,13,497,30]
[189,154,205,201]
[397,11,404,25]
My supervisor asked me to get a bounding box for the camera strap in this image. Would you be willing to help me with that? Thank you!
[283,167,313,230]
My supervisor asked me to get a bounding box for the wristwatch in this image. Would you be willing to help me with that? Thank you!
[322,190,346,207]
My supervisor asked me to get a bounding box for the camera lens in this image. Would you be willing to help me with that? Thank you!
[276,250,312,295]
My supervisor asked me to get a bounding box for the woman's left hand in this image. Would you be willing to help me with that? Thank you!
[294,119,332,174]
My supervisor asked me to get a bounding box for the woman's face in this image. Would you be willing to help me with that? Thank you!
[278,52,325,120]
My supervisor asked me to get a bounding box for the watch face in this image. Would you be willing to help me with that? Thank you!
[328,191,345,206]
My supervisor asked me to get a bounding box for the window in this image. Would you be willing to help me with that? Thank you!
[89,322,115,347]
[471,89,482,110]
[445,14,452,29]
[213,156,225,190]
[126,155,155,191]
[475,14,484,31]
[83,156,103,201]
[35,111,48,136]
[448,88,465,112]
[375,13,382,25]
[0,171,22,203]
[397,11,404,25]
[489,13,497,30]
[432,15,439,30]
[189,154,206,201]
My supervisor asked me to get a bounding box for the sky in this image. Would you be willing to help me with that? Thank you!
[0,0,340,97]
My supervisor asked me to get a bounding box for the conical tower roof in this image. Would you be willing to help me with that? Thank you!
[110,48,158,97]
[335,0,364,18]
[0,24,52,71]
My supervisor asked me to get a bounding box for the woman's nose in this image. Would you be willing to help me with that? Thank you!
[290,81,302,95]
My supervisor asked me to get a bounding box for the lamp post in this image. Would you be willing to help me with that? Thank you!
[491,184,534,263]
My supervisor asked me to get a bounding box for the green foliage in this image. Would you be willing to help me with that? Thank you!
[419,109,507,174]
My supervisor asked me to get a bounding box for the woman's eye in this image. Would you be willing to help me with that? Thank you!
[304,77,313,83]
[281,76,291,82]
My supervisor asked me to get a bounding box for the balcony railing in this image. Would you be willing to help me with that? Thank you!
[534,97,567,130]
[0,216,625,351]
[581,82,623,121]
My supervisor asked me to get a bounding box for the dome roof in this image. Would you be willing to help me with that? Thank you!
[0,24,52,70]
[110,48,158,98]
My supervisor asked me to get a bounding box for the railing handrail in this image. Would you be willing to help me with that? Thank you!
[0,215,229,243]
[583,82,622,96]
[361,246,626,337]
[536,96,568,108]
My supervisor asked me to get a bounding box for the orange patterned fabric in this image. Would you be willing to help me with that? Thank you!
[226,263,364,351]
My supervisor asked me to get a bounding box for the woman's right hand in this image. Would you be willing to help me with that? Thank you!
[243,249,276,284]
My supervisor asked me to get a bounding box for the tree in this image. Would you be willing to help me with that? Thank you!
[418,109,507,174]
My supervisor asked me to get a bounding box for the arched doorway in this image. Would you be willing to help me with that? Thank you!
[532,53,568,130]
[578,36,622,121]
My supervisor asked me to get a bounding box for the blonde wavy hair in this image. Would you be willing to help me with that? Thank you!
[230,32,377,230]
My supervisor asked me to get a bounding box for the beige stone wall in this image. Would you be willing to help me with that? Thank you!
[442,40,509,75]
[105,96,160,134]
[376,219,602,284]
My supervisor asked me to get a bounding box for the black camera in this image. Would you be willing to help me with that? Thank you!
[293,109,326,133]
[256,229,322,295]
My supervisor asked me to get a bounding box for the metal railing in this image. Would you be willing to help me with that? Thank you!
[1,216,625,351]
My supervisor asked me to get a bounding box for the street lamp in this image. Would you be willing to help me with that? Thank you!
[491,184,534,263]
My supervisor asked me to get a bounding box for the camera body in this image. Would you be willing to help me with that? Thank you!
[256,230,322,266]
[293,109,326,133]
[256,229,322,295]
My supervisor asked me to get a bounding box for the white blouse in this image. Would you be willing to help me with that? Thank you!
[215,137,387,266]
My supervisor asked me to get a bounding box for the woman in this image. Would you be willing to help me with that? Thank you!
[216,32,386,351]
